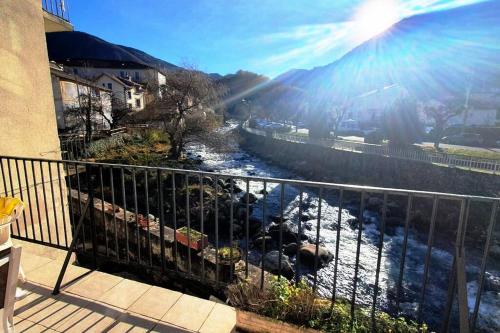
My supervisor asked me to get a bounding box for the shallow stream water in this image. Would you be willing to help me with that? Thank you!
[186,123,499,331]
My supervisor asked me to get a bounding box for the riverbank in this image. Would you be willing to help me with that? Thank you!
[239,126,500,197]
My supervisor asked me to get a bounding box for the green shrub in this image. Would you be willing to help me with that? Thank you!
[227,276,428,333]
[144,129,169,144]
[87,134,128,158]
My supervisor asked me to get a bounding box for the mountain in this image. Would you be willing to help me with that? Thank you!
[274,0,500,105]
[46,31,178,73]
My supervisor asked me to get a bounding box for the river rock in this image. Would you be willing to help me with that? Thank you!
[262,251,294,279]
[268,223,299,244]
[283,242,298,256]
[489,245,500,260]
[385,216,404,228]
[298,244,333,268]
[240,193,258,204]
[253,235,273,251]
[484,272,500,293]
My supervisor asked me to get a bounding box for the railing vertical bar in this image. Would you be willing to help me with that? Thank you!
[109,167,119,260]
[64,162,75,240]
[1,158,9,199]
[229,178,234,280]
[396,194,413,313]
[332,189,343,302]
[417,195,439,323]
[171,171,178,271]
[313,187,323,292]
[470,201,498,332]
[278,183,284,280]
[185,174,192,276]
[132,169,140,263]
[86,164,98,267]
[118,168,128,264]
[351,191,366,327]
[99,166,108,257]
[295,188,303,286]
[199,175,205,282]
[75,162,85,250]
[14,159,29,238]
[39,161,52,244]
[48,162,60,246]
[261,180,267,290]
[144,170,152,267]
[371,193,387,333]
[245,179,250,279]
[157,169,165,272]
[6,159,21,236]
[215,175,220,285]
[31,160,44,242]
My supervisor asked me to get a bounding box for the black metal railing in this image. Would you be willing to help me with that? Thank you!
[59,134,88,160]
[42,0,70,22]
[0,154,499,332]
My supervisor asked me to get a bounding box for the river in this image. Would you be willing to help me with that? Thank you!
[186,122,500,332]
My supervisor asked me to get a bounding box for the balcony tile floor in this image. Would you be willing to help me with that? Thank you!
[12,239,236,333]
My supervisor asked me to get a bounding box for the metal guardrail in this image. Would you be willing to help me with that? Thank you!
[42,0,70,22]
[0,155,499,332]
[59,134,88,160]
[242,123,500,174]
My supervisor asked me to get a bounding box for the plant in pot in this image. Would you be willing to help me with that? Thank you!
[175,226,208,251]
[218,246,242,265]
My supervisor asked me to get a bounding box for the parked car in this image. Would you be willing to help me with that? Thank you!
[441,133,484,146]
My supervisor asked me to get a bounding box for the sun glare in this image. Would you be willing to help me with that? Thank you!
[354,0,400,42]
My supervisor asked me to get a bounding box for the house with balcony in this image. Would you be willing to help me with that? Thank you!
[94,73,146,111]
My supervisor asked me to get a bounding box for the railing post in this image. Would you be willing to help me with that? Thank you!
[85,164,98,268]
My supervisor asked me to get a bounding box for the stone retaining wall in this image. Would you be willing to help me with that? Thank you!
[240,129,500,197]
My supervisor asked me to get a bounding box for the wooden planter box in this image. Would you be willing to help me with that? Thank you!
[175,227,208,251]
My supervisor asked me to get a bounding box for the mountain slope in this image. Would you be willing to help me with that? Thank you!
[276,0,500,103]
[46,31,178,72]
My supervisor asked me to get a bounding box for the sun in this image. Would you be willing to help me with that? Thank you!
[354,0,400,42]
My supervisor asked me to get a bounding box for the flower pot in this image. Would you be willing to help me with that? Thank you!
[175,227,208,251]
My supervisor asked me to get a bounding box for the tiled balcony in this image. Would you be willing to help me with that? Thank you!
[13,239,237,332]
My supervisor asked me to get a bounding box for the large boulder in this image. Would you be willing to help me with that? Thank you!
[268,222,299,244]
[298,244,333,268]
[283,242,298,256]
[262,251,294,279]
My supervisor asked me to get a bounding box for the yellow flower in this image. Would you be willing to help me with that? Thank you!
[0,197,24,225]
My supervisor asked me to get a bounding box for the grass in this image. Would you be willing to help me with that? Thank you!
[422,146,500,161]
[88,130,171,165]
[227,277,428,333]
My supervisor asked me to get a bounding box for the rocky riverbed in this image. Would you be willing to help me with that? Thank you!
[185,122,500,332]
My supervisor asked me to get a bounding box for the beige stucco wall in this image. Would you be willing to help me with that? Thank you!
[0,0,62,159]
[0,0,70,246]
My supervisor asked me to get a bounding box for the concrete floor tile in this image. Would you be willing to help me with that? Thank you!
[128,286,182,320]
[64,271,123,300]
[161,294,216,332]
[98,278,151,309]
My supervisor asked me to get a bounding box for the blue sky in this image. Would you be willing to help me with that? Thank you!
[68,0,488,78]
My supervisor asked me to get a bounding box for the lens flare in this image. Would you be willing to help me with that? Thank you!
[354,0,400,42]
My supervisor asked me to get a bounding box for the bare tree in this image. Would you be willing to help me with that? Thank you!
[330,104,351,138]
[423,102,463,149]
[151,67,226,159]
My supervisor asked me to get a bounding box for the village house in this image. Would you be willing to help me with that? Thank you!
[50,62,112,131]
[94,73,146,111]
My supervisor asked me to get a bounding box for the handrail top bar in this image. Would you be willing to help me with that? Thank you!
[1,154,498,202]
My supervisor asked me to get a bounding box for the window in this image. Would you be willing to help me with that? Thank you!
[120,71,125,78]
[102,83,105,87]
[128,103,132,109]
[135,98,141,108]
[73,68,78,74]
[134,71,140,81]
[127,91,132,99]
